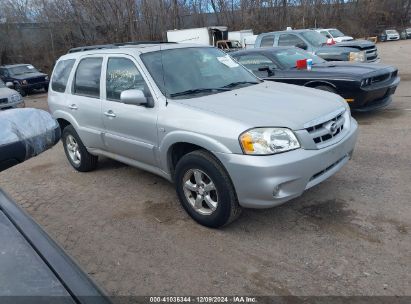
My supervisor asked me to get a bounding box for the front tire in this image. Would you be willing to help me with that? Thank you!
[175,150,241,228]
[15,84,27,97]
[62,125,98,172]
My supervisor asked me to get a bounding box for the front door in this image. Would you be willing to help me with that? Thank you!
[101,56,158,166]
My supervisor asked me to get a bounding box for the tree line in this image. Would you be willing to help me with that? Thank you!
[0,0,410,72]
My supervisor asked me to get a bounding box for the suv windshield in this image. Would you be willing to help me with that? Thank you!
[300,31,327,47]
[273,48,325,69]
[9,65,39,76]
[329,29,345,38]
[141,47,260,99]
[386,30,398,34]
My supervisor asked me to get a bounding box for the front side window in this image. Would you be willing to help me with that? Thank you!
[236,54,278,72]
[320,31,332,38]
[51,59,75,93]
[106,57,151,101]
[260,35,275,47]
[141,47,260,99]
[278,34,305,47]
[73,57,102,98]
[300,31,327,47]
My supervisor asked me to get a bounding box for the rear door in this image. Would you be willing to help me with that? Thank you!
[101,55,158,166]
[69,56,105,149]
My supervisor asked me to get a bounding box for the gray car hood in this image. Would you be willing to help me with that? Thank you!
[175,82,346,130]
[0,87,18,98]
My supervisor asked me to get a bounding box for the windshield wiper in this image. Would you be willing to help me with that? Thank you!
[170,88,229,98]
[221,81,260,89]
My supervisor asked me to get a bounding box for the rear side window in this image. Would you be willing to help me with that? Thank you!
[51,59,75,93]
[278,34,305,47]
[260,35,275,47]
[73,57,103,98]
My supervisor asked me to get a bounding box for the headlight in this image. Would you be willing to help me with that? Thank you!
[239,128,300,155]
[21,80,28,85]
[349,51,366,62]
[10,94,22,102]
[361,78,372,87]
[45,76,49,81]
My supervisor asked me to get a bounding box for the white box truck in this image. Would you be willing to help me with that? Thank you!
[228,30,254,48]
[167,26,241,51]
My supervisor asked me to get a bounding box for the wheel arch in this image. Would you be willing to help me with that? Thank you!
[304,80,337,90]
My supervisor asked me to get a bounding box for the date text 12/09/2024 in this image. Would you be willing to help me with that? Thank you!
[149,296,257,303]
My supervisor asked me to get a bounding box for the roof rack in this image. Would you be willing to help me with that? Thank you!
[67,41,175,53]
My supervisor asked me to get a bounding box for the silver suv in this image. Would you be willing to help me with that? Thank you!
[48,43,358,227]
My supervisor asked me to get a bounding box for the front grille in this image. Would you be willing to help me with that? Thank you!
[27,77,44,84]
[0,98,8,104]
[365,47,378,61]
[305,111,346,146]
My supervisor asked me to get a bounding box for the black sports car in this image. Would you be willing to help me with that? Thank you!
[231,47,400,112]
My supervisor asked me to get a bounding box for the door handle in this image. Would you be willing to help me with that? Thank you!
[104,110,116,118]
[68,104,78,110]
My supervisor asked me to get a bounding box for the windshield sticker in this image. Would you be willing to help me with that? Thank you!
[27,65,35,69]
[217,56,239,68]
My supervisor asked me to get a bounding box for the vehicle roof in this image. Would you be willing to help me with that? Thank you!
[58,43,212,61]
[0,64,31,68]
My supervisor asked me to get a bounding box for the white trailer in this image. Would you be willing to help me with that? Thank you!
[228,30,254,48]
[167,26,228,46]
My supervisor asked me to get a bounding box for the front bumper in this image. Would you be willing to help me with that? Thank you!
[349,76,400,111]
[21,81,49,91]
[215,118,358,208]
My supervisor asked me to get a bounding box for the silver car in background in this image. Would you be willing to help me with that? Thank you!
[48,43,358,227]
[0,80,24,110]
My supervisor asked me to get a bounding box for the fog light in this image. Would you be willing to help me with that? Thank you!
[345,98,354,103]
[273,185,280,197]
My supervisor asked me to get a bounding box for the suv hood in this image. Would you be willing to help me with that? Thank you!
[0,87,18,98]
[335,39,375,50]
[11,72,47,81]
[175,82,346,130]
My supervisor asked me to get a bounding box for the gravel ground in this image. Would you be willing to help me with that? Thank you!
[0,40,410,297]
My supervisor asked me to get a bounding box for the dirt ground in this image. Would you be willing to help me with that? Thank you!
[1,40,410,297]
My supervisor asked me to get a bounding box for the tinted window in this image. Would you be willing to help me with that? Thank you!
[73,58,102,98]
[106,58,150,101]
[236,54,277,72]
[51,59,75,93]
[260,35,275,47]
[278,34,305,47]
[329,29,345,38]
[272,48,325,69]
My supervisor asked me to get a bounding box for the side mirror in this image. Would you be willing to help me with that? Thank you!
[258,66,274,76]
[6,82,14,88]
[295,43,308,50]
[120,89,152,107]
[0,108,61,172]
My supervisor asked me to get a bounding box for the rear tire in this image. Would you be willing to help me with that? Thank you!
[175,150,241,228]
[62,125,98,172]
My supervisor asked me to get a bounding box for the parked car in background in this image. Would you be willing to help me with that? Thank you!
[255,29,379,63]
[380,29,400,42]
[0,64,49,96]
[316,28,354,42]
[400,28,411,39]
[232,47,400,112]
[0,79,24,110]
[48,42,358,228]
